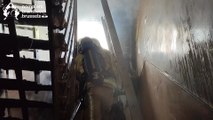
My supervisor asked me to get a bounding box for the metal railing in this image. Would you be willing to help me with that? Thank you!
[0,0,77,119]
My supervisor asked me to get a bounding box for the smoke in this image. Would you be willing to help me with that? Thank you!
[78,0,104,20]
[78,0,141,59]
[107,0,140,59]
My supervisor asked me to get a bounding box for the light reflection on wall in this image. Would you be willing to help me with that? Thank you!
[78,20,109,50]
[191,28,210,43]
[171,28,178,52]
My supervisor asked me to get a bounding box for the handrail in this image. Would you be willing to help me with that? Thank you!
[64,0,77,69]
[101,0,143,120]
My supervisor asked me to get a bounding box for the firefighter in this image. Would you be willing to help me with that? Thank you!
[74,37,125,120]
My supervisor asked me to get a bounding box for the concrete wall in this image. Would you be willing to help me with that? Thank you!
[136,0,213,119]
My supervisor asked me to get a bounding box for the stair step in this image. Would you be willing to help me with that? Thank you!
[0,57,51,71]
[0,78,52,91]
[1,117,22,120]
[0,98,53,108]
[0,33,50,51]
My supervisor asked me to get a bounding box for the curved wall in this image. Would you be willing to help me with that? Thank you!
[136,0,213,108]
[136,0,213,119]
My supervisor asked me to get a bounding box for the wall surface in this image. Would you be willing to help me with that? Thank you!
[140,62,213,120]
[136,0,213,119]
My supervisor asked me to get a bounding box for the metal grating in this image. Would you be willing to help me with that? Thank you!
[0,0,77,119]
